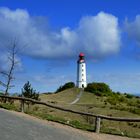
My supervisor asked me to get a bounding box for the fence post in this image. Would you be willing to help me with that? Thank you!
[95,116,101,133]
[21,100,24,113]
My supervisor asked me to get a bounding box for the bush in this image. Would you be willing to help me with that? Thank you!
[106,97,118,105]
[129,108,140,115]
[118,96,127,102]
[55,82,75,93]
[85,82,112,96]
[124,93,134,99]
[127,100,136,106]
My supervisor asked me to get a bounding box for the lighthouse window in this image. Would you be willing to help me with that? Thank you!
[82,69,84,72]
[82,65,83,67]
[82,74,84,76]
[82,79,84,81]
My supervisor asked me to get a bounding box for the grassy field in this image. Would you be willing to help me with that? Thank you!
[0,88,140,138]
[35,88,140,138]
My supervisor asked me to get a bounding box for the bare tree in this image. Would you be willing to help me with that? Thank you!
[0,41,19,96]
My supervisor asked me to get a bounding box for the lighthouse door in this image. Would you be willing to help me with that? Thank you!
[82,84,84,88]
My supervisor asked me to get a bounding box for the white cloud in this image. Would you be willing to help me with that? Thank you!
[125,15,140,46]
[77,12,121,58]
[0,7,121,60]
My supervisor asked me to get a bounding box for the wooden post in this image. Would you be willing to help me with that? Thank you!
[21,100,24,113]
[95,116,101,133]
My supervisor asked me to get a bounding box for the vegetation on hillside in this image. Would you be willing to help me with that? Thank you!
[84,82,140,108]
[85,82,112,96]
[21,81,39,100]
[55,82,75,93]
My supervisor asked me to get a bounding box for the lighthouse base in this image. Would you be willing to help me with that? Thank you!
[77,81,87,88]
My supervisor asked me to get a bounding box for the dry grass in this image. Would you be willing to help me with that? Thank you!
[38,88,140,138]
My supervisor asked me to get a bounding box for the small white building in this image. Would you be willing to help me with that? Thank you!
[77,53,87,88]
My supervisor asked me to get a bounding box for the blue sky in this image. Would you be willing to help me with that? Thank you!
[0,0,140,94]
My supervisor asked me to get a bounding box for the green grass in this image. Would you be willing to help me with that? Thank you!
[40,88,80,104]
[27,109,94,131]
[39,88,140,138]
[0,103,19,111]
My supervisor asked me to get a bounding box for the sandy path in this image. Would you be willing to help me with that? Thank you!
[70,89,83,104]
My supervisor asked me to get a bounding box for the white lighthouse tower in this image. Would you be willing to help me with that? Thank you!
[77,53,87,88]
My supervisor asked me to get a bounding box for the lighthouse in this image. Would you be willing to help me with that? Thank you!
[77,53,87,88]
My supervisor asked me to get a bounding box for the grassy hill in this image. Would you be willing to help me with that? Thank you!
[40,88,80,104]
[38,88,140,138]
[40,88,140,116]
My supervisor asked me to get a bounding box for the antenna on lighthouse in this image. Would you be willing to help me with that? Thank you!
[77,53,87,88]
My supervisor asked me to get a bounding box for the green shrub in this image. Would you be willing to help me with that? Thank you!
[118,96,127,102]
[106,97,118,105]
[125,93,134,99]
[127,100,137,106]
[55,82,75,93]
[85,82,112,96]
[129,108,140,115]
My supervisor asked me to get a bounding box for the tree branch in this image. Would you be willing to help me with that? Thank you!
[0,81,7,87]
[0,71,9,77]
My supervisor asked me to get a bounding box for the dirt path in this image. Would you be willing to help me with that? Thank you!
[70,89,83,104]
[0,108,139,140]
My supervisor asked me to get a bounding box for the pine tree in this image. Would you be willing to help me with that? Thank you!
[22,81,39,100]
[21,81,39,109]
